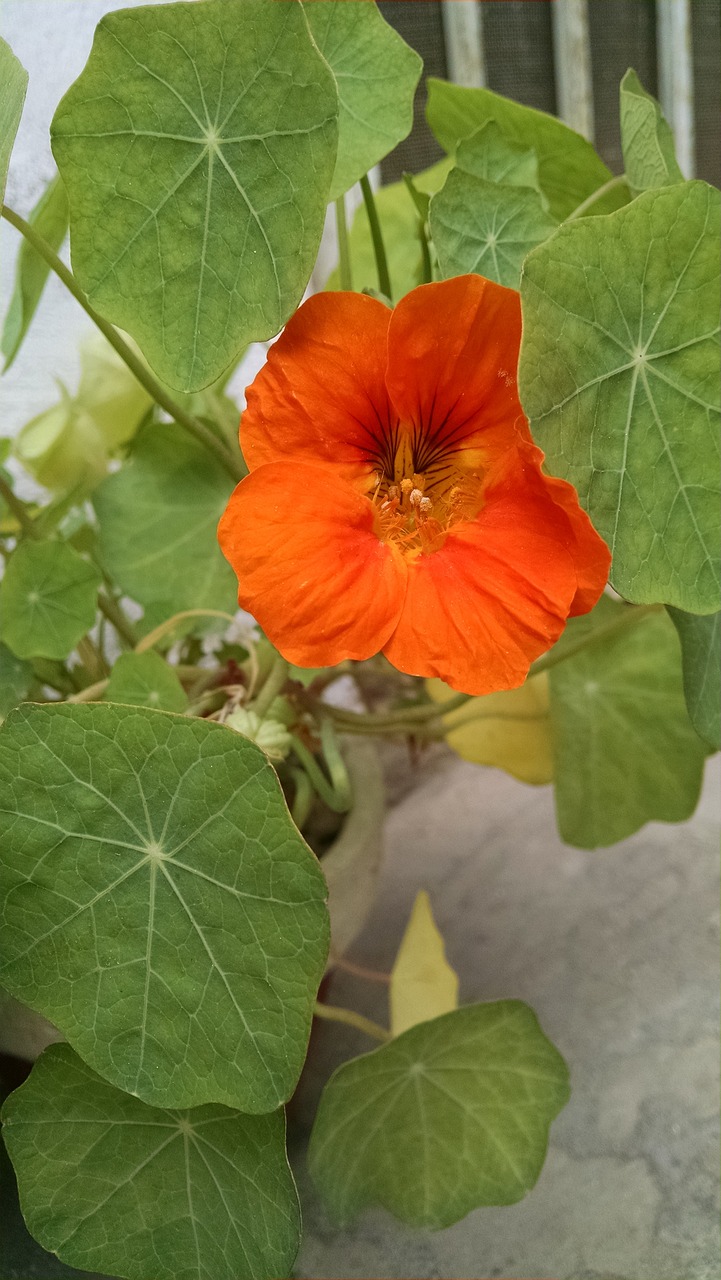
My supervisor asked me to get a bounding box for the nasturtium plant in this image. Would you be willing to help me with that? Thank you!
[0,6,718,1275]
[50,0,340,390]
[0,704,329,1113]
[2,1043,300,1280]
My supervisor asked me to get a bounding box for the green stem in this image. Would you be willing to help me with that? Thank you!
[359,174,392,301]
[419,218,433,285]
[251,654,289,718]
[1,203,243,482]
[335,194,353,291]
[97,592,138,650]
[0,473,35,537]
[290,735,351,813]
[565,174,628,221]
[313,1000,391,1043]
[290,765,313,830]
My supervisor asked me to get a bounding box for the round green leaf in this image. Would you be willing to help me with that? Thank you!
[667,606,721,750]
[3,1044,299,1280]
[620,68,683,195]
[0,540,101,660]
[431,170,558,289]
[0,704,329,1113]
[304,0,421,202]
[549,599,710,848]
[105,650,189,713]
[454,120,543,192]
[93,423,237,615]
[308,1001,569,1229]
[50,0,339,392]
[519,181,721,612]
[0,35,27,206]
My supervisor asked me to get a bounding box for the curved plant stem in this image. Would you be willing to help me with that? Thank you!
[1,204,243,481]
[135,609,236,654]
[566,174,628,221]
[419,217,433,284]
[97,592,138,649]
[360,174,392,301]
[68,676,109,704]
[313,1000,391,1043]
[335,194,353,291]
[0,474,35,537]
[251,654,289,717]
[290,734,351,813]
[330,954,391,985]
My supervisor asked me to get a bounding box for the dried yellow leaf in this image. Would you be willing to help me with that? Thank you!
[390,891,459,1037]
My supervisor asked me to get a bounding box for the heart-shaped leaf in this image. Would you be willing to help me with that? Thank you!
[431,170,557,289]
[304,0,421,201]
[51,0,339,391]
[667,606,721,749]
[0,704,329,1113]
[3,1043,299,1280]
[519,181,721,612]
[105,650,188,713]
[308,1001,569,1228]
[0,540,101,660]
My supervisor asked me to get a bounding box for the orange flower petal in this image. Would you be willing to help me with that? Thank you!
[543,474,611,615]
[240,292,394,478]
[382,466,579,695]
[385,276,531,465]
[218,462,406,666]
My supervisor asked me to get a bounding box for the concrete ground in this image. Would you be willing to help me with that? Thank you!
[291,751,720,1280]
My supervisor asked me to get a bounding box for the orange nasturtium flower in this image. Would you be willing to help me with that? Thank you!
[219,275,610,696]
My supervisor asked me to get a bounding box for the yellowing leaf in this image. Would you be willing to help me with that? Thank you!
[428,672,554,785]
[390,891,458,1037]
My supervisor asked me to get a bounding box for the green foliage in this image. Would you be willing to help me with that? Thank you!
[2,174,69,371]
[668,607,721,749]
[0,643,31,720]
[454,120,544,191]
[431,171,557,289]
[0,540,101,660]
[93,422,237,616]
[0,36,27,204]
[308,1001,569,1228]
[50,0,339,391]
[426,79,626,221]
[620,69,683,195]
[13,334,152,493]
[304,0,421,201]
[105,650,189,713]
[519,181,721,613]
[550,600,710,848]
[2,1043,299,1280]
[0,704,329,1112]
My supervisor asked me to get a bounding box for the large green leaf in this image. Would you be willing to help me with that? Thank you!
[667,606,721,750]
[304,0,421,202]
[3,1043,299,1280]
[50,0,338,392]
[453,120,544,192]
[549,599,709,848]
[426,79,625,221]
[519,181,721,612]
[105,650,189,713]
[0,541,101,660]
[308,1001,569,1229]
[620,68,683,195]
[0,643,31,721]
[0,37,27,205]
[431,170,557,289]
[93,423,237,615]
[2,174,69,372]
[0,704,329,1112]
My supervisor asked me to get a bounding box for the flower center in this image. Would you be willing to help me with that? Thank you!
[366,435,483,557]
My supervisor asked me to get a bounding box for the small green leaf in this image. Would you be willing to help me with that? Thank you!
[0,36,27,205]
[454,120,543,192]
[308,1001,569,1228]
[390,891,458,1037]
[2,174,69,372]
[431,170,558,289]
[51,0,339,392]
[426,79,625,221]
[304,0,421,202]
[0,643,32,720]
[0,704,329,1112]
[0,541,101,660]
[549,599,710,848]
[326,158,451,299]
[667,606,721,750]
[620,68,683,195]
[93,423,237,615]
[105,651,189,713]
[519,181,721,612]
[2,1043,299,1280]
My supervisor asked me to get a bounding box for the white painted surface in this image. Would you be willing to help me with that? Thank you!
[441,0,486,89]
[551,0,595,141]
[657,0,696,177]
